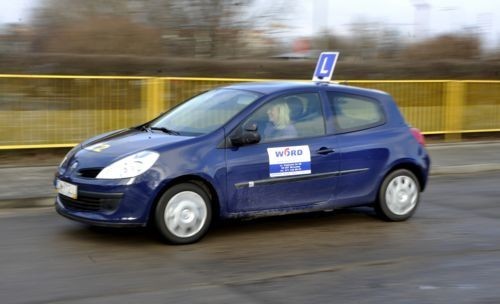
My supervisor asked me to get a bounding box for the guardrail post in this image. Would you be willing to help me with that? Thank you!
[146,78,164,120]
[444,81,465,142]
[164,78,172,110]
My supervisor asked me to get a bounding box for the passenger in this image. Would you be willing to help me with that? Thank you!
[263,102,297,140]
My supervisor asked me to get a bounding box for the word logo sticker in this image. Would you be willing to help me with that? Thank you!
[267,145,311,178]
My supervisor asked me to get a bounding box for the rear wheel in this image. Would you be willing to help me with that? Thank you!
[155,183,212,244]
[376,169,420,221]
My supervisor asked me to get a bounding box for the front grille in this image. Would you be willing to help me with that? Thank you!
[77,168,103,178]
[59,191,123,212]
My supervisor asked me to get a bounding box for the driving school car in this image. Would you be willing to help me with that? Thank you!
[55,81,430,244]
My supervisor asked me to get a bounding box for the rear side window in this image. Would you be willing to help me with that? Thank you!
[327,92,386,132]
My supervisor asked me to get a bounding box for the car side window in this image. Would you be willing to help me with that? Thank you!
[327,92,386,132]
[243,93,326,143]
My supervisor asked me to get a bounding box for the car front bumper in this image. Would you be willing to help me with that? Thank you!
[54,170,166,227]
[55,198,147,227]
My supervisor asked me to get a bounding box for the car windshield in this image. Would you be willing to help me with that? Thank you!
[150,89,262,136]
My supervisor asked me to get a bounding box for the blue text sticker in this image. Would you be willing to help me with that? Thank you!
[312,52,339,82]
[267,145,311,178]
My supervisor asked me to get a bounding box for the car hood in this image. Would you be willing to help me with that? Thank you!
[70,129,194,168]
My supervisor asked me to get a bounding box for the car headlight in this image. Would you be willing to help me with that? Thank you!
[96,151,160,179]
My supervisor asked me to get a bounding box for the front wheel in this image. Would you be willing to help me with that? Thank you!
[155,183,212,244]
[375,169,421,221]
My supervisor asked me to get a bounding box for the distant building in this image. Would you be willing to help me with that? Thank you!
[272,38,318,60]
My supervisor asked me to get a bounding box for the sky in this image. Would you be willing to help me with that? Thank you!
[294,0,498,47]
[0,0,498,47]
[0,0,35,24]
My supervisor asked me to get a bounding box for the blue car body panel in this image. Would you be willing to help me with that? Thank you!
[225,134,340,214]
[55,82,430,227]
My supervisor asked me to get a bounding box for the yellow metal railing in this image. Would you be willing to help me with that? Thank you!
[0,75,499,149]
[0,75,149,149]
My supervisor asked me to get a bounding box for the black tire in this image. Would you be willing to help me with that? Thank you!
[155,183,212,244]
[375,169,421,221]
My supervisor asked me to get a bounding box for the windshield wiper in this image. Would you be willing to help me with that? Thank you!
[150,127,180,135]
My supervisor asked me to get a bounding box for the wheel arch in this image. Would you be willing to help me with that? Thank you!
[382,161,427,192]
[147,174,221,225]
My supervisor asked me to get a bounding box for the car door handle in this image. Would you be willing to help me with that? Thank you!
[316,147,335,155]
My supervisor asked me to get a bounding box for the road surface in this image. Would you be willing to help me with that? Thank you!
[1,172,499,304]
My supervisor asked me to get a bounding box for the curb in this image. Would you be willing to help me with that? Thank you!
[0,197,54,209]
[430,163,500,176]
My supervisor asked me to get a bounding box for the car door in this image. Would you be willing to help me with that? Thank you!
[325,90,390,207]
[225,92,340,213]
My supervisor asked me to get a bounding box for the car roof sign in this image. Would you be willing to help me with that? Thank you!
[312,52,339,83]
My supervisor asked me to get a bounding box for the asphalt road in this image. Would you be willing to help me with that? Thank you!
[1,172,500,304]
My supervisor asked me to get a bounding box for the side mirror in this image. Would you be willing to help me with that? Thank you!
[230,123,261,146]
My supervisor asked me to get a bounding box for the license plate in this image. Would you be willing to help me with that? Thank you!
[56,179,78,199]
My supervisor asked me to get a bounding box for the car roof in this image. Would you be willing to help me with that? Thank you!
[225,81,389,97]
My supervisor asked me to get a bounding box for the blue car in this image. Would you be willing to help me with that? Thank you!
[55,82,430,244]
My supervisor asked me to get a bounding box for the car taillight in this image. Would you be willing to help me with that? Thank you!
[410,127,426,146]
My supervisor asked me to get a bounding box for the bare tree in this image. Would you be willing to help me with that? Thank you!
[30,0,287,57]
[403,33,481,60]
